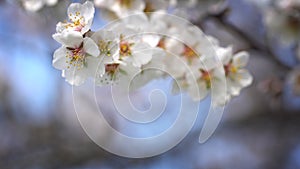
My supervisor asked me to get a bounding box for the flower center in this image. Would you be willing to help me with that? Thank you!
[200,69,211,89]
[183,45,198,63]
[65,11,85,32]
[224,63,238,76]
[66,43,85,69]
[98,40,112,56]
[119,35,134,57]
[105,63,120,80]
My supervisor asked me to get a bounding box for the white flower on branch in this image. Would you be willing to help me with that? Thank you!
[56,1,95,35]
[219,47,253,98]
[50,1,253,103]
[52,31,100,85]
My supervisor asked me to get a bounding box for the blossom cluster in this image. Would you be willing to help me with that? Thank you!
[247,0,300,99]
[249,0,300,57]
[52,1,253,104]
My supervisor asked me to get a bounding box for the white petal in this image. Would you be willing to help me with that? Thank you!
[227,79,242,96]
[81,1,95,20]
[130,0,145,11]
[233,51,249,68]
[186,66,201,85]
[142,35,160,47]
[52,31,83,48]
[91,29,117,42]
[63,68,87,86]
[94,56,114,77]
[81,20,93,35]
[217,46,232,64]
[211,75,228,105]
[235,69,253,87]
[114,26,138,39]
[68,1,95,21]
[188,81,208,101]
[111,0,145,16]
[182,26,200,46]
[98,7,119,21]
[122,13,148,28]
[85,57,101,77]
[52,47,68,70]
[131,43,152,67]
[165,38,185,55]
[55,22,66,33]
[83,37,100,57]
[94,0,115,7]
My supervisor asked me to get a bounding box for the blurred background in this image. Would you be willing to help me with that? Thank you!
[1,0,300,168]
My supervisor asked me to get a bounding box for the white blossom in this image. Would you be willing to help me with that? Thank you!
[91,29,119,76]
[219,47,253,98]
[50,1,253,103]
[130,48,166,89]
[56,1,95,35]
[52,31,100,85]
[107,26,153,68]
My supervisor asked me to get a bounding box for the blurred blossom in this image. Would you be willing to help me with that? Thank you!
[21,0,58,12]
[258,77,283,97]
[94,0,174,21]
[257,76,283,109]
[95,0,143,18]
[173,0,224,21]
[260,0,300,44]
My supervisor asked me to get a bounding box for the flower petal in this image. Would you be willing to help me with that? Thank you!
[188,81,208,101]
[94,0,114,7]
[227,79,242,96]
[68,1,94,21]
[233,51,249,68]
[53,31,83,47]
[63,68,87,86]
[83,37,100,57]
[235,69,253,88]
[132,43,152,67]
[165,38,185,55]
[52,47,68,70]
[85,57,102,77]
[217,46,232,65]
